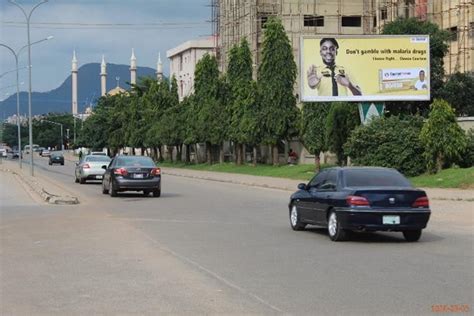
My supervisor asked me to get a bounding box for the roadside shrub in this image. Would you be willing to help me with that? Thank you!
[344,115,426,177]
[420,99,467,173]
[456,129,474,168]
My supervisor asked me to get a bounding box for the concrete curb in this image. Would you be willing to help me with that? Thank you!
[1,167,79,205]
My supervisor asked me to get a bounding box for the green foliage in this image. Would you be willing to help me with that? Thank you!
[382,18,450,115]
[439,72,474,116]
[382,18,449,94]
[257,17,299,145]
[456,129,474,168]
[0,122,28,149]
[325,102,359,165]
[420,99,467,173]
[301,102,330,156]
[344,115,426,177]
[194,54,226,145]
[228,38,260,145]
[33,113,74,149]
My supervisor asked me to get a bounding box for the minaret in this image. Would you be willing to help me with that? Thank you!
[100,55,107,96]
[130,48,137,85]
[156,52,163,82]
[71,50,78,115]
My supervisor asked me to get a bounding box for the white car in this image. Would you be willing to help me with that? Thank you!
[75,155,111,184]
[0,148,7,158]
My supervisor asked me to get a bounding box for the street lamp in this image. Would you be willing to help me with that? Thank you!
[41,119,64,151]
[0,36,53,170]
[9,0,49,176]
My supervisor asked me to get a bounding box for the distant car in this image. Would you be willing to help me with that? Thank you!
[49,152,64,165]
[75,155,111,184]
[8,150,22,159]
[289,167,431,242]
[40,149,51,157]
[90,151,107,156]
[102,155,161,197]
[0,148,7,158]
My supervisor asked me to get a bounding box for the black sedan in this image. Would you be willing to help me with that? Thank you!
[102,155,161,197]
[289,167,430,242]
[48,152,64,165]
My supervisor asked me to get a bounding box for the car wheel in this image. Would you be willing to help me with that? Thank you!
[143,190,150,197]
[61,162,64,165]
[109,181,117,197]
[403,230,422,242]
[289,205,306,231]
[102,181,109,194]
[49,162,52,165]
[152,189,161,197]
[79,177,86,184]
[328,211,347,241]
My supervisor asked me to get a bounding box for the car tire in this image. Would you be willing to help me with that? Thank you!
[152,189,161,198]
[403,230,422,242]
[61,162,64,165]
[143,190,150,197]
[102,181,109,194]
[79,177,86,184]
[289,204,306,231]
[328,210,347,241]
[109,181,117,197]
[49,162,52,165]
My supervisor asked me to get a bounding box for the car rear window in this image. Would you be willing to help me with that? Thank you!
[51,152,63,157]
[85,156,110,162]
[344,169,411,187]
[116,156,155,167]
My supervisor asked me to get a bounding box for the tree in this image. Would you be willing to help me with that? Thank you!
[439,72,474,116]
[420,99,467,173]
[227,38,260,165]
[382,18,450,115]
[257,17,299,165]
[194,54,226,164]
[325,102,359,165]
[301,103,331,171]
[344,115,426,177]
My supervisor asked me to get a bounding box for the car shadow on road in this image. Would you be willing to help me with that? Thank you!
[110,192,182,199]
[304,227,443,243]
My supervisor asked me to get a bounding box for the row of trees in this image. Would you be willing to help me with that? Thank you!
[71,17,473,175]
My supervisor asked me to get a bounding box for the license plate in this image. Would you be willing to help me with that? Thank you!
[134,173,144,179]
[96,175,103,179]
[383,215,400,225]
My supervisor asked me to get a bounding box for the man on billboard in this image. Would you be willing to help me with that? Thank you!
[413,69,428,90]
[306,38,362,96]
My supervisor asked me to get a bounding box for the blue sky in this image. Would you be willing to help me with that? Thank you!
[0,0,211,97]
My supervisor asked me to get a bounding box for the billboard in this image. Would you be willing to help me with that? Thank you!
[300,35,430,102]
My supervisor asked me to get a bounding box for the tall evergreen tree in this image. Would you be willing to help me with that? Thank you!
[227,38,259,165]
[194,53,226,164]
[257,17,299,165]
[301,102,331,171]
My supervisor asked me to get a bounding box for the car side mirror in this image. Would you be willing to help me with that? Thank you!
[297,183,307,190]
[101,165,107,170]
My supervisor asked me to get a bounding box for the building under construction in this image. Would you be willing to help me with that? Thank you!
[214,0,473,80]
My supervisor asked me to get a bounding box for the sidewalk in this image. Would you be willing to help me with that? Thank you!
[0,158,79,205]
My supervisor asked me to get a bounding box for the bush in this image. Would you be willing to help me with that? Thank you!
[420,99,467,173]
[344,115,426,177]
[457,129,474,168]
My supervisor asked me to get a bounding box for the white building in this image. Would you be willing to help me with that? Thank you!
[166,37,216,101]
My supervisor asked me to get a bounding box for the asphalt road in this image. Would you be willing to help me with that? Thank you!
[1,154,473,315]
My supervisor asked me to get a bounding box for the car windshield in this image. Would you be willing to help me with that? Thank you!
[116,156,155,167]
[51,152,63,157]
[344,169,411,187]
[85,156,110,162]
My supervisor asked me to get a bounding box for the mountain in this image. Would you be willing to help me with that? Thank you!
[0,63,158,118]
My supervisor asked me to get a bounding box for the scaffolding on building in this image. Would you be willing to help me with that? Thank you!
[214,0,473,77]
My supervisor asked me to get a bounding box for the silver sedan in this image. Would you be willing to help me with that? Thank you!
[75,155,111,184]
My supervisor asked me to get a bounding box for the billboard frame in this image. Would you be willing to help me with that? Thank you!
[299,34,431,102]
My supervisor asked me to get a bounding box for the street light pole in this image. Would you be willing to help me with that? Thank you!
[9,0,49,176]
[1,36,53,170]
